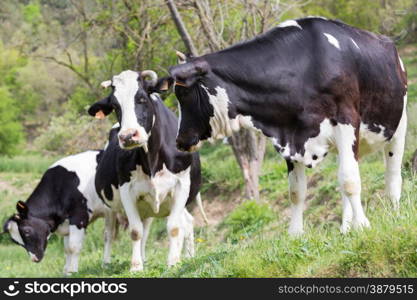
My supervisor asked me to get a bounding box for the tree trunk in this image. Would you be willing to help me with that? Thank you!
[229,129,266,201]
[166,0,198,56]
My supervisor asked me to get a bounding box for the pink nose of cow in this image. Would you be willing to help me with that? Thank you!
[119,129,140,147]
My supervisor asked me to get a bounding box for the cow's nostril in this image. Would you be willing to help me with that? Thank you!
[132,130,140,140]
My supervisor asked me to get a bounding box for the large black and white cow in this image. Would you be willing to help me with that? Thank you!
[88,70,206,271]
[160,17,407,234]
[2,150,117,275]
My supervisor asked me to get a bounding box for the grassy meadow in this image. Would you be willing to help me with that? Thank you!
[0,46,416,278]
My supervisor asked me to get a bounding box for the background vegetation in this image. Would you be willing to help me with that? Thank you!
[0,0,416,277]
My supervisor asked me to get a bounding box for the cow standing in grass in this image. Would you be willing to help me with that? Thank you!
[88,70,207,271]
[2,150,117,275]
[159,17,407,234]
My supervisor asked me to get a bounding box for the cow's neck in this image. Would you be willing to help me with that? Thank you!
[201,84,237,139]
[204,43,301,136]
[135,112,164,177]
[24,189,61,231]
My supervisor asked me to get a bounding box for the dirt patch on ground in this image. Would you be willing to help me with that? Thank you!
[0,178,20,195]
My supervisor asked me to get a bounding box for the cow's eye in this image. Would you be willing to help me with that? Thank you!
[139,98,147,103]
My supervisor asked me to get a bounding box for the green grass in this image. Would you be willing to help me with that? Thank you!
[0,45,416,278]
[0,154,57,174]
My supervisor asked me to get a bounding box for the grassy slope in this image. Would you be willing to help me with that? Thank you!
[0,45,416,278]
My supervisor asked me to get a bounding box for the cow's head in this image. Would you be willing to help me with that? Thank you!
[88,70,171,150]
[3,201,51,262]
[160,53,227,152]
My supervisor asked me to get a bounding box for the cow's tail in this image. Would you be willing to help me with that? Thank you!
[196,193,209,225]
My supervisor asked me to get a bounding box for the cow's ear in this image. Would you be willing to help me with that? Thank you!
[2,217,13,233]
[88,97,113,119]
[16,201,28,218]
[151,77,174,93]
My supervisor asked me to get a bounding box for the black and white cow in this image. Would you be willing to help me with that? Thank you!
[2,150,117,275]
[161,17,407,234]
[88,70,206,271]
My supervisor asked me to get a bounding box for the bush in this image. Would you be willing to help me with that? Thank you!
[0,87,24,156]
[34,110,112,155]
[223,200,275,242]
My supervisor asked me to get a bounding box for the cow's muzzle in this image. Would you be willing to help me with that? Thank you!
[118,129,141,149]
[29,252,41,263]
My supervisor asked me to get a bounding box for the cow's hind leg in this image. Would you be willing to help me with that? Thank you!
[334,122,370,230]
[141,218,153,264]
[384,94,407,209]
[103,210,117,265]
[167,178,190,267]
[287,160,307,236]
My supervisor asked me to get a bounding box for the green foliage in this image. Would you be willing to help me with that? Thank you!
[199,143,243,193]
[0,87,24,156]
[22,1,42,26]
[303,0,415,40]
[223,201,275,242]
[68,86,98,115]
[34,110,112,155]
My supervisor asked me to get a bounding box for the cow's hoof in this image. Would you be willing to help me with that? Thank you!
[288,229,304,237]
[167,257,180,267]
[184,250,195,258]
[352,217,370,230]
[102,261,111,268]
[130,263,143,272]
[391,200,400,211]
[340,223,351,234]
[63,270,75,277]
[288,226,304,237]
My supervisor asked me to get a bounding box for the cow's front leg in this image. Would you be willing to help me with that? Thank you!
[120,184,144,272]
[64,226,85,275]
[167,178,190,267]
[141,218,153,264]
[182,209,195,258]
[103,210,117,265]
[334,123,370,230]
[287,160,306,236]
[341,194,353,234]
[63,235,71,275]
